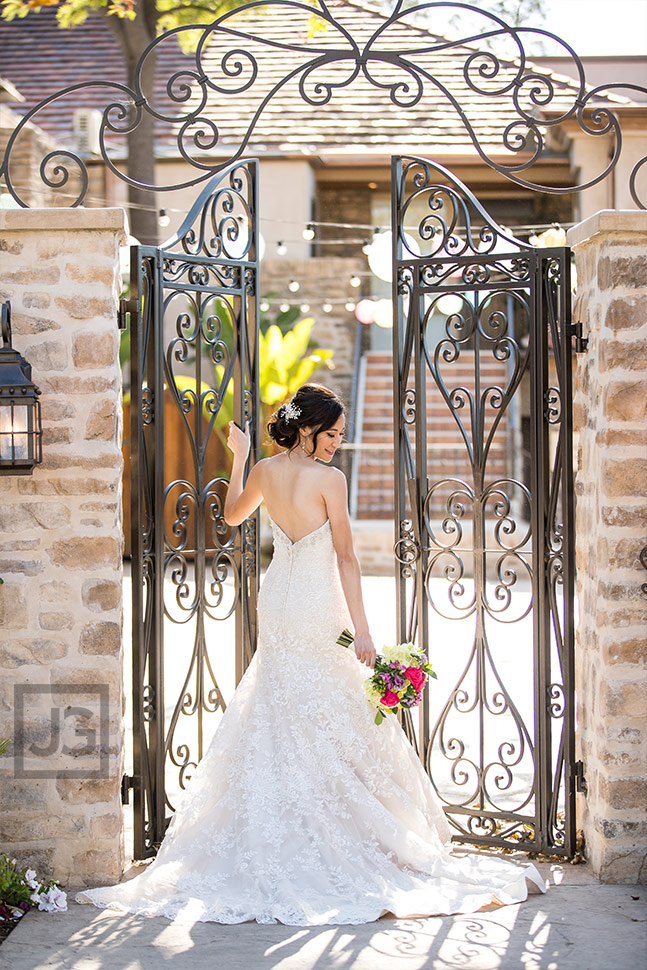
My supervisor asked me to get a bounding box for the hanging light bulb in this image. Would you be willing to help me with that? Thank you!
[322,302,333,313]
[349,275,361,288]
[355,299,376,325]
[299,303,311,313]
[367,230,420,283]
[436,293,465,316]
[276,240,287,256]
[279,302,290,313]
[361,239,371,255]
[158,208,171,228]
[302,223,315,240]
[288,279,300,293]
[374,298,393,328]
[260,300,270,312]
[345,301,356,312]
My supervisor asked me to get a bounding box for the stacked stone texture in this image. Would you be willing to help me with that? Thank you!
[569,211,647,884]
[0,209,127,888]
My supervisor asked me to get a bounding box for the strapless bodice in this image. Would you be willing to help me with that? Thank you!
[258,516,351,654]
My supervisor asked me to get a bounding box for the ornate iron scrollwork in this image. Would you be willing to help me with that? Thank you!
[128,159,259,855]
[1,1,645,208]
[394,518,420,578]
[392,154,576,855]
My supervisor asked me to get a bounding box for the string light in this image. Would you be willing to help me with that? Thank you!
[276,240,287,255]
[349,275,361,287]
[158,208,170,228]
[31,187,571,238]
[259,298,363,314]
[288,279,300,292]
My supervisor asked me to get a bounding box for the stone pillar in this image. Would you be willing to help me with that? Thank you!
[0,208,127,889]
[568,210,647,884]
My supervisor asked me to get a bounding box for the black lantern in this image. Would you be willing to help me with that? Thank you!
[0,301,42,475]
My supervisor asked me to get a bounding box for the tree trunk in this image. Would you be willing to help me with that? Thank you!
[105,9,158,245]
[125,44,158,245]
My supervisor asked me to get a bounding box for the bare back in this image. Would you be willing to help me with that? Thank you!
[258,452,334,544]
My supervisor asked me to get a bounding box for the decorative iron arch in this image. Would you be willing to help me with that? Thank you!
[1,0,645,208]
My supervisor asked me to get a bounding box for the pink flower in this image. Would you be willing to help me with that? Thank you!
[405,667,426,691]
[380,690,399,708]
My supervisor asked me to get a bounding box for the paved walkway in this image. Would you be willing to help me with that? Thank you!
[6,577,645,968]
[2,862,645,970]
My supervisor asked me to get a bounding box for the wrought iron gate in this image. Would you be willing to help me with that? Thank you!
[392,155,581,856]
[122,160,260,859]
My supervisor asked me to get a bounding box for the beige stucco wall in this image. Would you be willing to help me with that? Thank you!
[107,156,317,260]
[0,207,127,889]
[569,124,647,222]
[569,209,647,883]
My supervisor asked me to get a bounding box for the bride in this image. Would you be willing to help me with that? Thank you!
[75,382,545,925]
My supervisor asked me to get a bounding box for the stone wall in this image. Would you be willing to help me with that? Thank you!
[0,208,127,889]
[569,210,647,884]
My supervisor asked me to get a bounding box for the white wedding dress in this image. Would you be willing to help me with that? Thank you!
[75,516,545,925]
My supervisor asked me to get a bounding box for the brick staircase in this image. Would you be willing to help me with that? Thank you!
[351,351,511,521]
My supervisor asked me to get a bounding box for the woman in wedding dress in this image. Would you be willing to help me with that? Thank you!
[75,382,545,925]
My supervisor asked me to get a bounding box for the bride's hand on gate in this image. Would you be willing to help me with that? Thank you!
[227,420,250,461]
[353,632,376,669]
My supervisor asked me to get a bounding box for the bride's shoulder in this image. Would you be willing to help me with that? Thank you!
[317,463,347,491]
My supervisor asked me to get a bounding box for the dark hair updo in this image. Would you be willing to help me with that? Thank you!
[267,383,344,452]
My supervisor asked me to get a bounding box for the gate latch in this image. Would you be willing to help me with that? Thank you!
[570,760,587,794]
[569,320,588,353]
[118,297,138,331]
[121,773,140,805]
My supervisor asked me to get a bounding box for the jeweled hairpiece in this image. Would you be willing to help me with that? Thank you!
[280,401,301,422]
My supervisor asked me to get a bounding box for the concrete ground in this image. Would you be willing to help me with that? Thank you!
[6,576,644,968]
[2,861,645,970]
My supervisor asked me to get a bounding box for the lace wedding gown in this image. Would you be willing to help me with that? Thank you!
[75,516,545,925]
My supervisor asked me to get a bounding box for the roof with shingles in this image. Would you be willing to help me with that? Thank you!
[0,0,628,164]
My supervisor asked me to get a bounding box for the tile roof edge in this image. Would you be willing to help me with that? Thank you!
[330,0,630,103]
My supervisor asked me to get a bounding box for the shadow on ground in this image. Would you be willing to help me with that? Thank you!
[2,863,646,970]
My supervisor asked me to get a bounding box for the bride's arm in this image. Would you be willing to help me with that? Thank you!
[224,421,264,526]
[325,469,376,668]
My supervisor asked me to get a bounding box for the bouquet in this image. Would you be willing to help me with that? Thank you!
[337,629,436,725]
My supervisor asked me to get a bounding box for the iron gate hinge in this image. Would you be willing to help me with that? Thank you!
[120,773,140,804]
[569,320,588,353]
[118,297,138,331]
[570,760,587,794]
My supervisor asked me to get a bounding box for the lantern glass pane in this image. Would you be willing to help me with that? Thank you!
[0,402,32,463]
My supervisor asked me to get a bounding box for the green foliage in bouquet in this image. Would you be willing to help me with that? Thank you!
[337,629,437,725]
